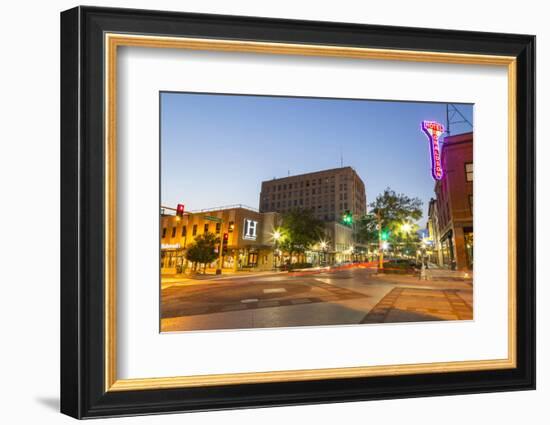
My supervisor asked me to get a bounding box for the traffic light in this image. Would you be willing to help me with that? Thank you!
[380,229,390,241]
[222,232,229,250]
[176,204,185,217]
[342,210,353,226]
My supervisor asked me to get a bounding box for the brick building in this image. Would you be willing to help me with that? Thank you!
[259,166,366,222]
[433,132,473,270]
[160,205,281,274]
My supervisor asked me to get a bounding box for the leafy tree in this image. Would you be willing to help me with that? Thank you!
[356,187,423,267]
[185,232,219,273]
[355,213,378,245]
[370,187,423,231]
[278,209,325,267]
[393,223,422,257]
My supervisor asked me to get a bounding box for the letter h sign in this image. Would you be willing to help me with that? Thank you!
[243,219,258,240]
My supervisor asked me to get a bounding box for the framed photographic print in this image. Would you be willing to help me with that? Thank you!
[60,6,535,419]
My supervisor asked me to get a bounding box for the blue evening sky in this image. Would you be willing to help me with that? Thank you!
[161,92,473,227]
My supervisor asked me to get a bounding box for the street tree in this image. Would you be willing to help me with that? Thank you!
[356,187,423,267]
[185,232,219,273]
[393,223,422,257]
[278,208,325,268]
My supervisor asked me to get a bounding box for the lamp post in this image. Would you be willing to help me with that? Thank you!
[320,240,327,266]
[272,230,281,269]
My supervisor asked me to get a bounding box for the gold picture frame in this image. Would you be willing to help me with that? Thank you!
[61,6,534,419]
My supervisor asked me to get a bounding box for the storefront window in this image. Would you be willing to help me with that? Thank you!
[440,232,455,269]
[464,231,474,269]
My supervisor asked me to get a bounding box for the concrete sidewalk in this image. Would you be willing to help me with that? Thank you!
[370,272,473,290]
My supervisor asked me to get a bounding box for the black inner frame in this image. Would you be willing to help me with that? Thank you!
[60,6,535,419]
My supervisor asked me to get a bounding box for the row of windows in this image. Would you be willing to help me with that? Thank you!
[264,176,337,192]
[267,185,339,200]
[262,202,350,214]
[262,199,351,211]
[465,162,473,182]
[264,191,357,207]
[161,221,233,239]
[263,173,361,193]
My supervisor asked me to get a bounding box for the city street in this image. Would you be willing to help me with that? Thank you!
[161,265,473,332]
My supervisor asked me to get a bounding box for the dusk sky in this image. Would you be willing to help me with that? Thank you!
[161,92,473,227]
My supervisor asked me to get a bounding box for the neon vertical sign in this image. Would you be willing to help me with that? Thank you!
[421,120,445,180]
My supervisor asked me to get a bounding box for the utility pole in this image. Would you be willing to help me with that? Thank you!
[446,103,473,136]
[215,220,224,275]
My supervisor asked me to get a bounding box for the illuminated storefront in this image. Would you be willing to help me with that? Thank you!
[160,206,280,274]
[427,129,474,271]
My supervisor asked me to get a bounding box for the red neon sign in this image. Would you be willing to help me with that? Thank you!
[421,120,445,180]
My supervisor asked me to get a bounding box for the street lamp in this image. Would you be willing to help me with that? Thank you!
[401,222,412,233]
[318,241,327,266]
[272,229,282,268]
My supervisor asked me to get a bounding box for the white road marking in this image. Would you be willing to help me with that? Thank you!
[240,298,259,303]
[263,288,287,294]
[315,278,334,285]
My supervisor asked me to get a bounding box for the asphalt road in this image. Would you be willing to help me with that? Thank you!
[161,266,473,332]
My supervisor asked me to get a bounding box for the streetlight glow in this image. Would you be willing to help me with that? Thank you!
[401,222,412,233]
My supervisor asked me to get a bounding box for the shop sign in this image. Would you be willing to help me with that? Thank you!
[243,219,258,240]
[421,120,445,180]
[161,243,181,249]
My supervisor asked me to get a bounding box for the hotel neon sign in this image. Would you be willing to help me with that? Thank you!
[421,120,445,180]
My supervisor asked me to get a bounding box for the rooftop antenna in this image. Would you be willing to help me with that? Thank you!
[446,104,473,136]
[288,170,290,176]
[340,145,344,167]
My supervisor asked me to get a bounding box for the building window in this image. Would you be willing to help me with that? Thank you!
[171,227,176,238]
[204,223,209,233]
[162,227,167,238]
[192,224,197,236]
[465,162,473,181]
[228,221,234,232]
[215,222,221,233]
[181,226,187,237]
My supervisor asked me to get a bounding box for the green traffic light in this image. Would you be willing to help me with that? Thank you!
[342,213,353,225]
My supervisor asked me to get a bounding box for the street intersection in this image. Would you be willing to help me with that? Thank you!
[161,265,473,332]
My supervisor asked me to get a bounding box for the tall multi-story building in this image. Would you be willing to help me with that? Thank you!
[259,166,367,222]
[434,132,473,270]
